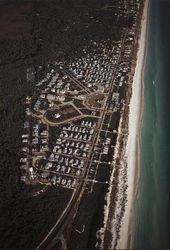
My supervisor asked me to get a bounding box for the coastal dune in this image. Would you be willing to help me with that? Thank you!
[117,0,149,249]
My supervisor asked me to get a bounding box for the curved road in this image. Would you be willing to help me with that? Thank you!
[36,30,128,250]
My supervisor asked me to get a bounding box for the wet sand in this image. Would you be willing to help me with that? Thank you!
[117,0,149,249]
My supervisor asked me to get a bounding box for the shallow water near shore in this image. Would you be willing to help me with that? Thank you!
[132,0,169,249]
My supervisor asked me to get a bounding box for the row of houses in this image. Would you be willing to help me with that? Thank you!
[67,40,121,92]
[59,129,93,143]
[33,70,71,113]
[39,172,77,188]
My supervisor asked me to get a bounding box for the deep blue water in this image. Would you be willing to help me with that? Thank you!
[133,0,169,249]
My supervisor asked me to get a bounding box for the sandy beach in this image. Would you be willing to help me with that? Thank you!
[117,0,149,249]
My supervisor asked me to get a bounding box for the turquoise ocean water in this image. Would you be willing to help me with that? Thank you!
[132,0,169,249]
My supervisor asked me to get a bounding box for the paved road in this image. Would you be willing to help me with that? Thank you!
[36,29,129,250]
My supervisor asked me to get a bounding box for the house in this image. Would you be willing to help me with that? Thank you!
[79,161,84,168]
[56,165,60,172]
[71,179,76,188]
[20,165,26,170]
[47,94,56,101]
[58,96,65,102]
[20,158,27,163]
[67,178,72,187]
[33,124,39,130]
[54,113,61,119]
[40,94,46,99]
[71,142,75,147]
[56,176,61,184]
[90,129,94,134]
[33,138,38,144]
[69,159,74,164]
[82,152,87,158]
[66,167,71,174]
[45,162,53,169]
[21,147,27,152]
[63,148,67,154]
[20,176,26,182]
[68,148,73,155]
[24,122,29,128]
[41,130,47,136]
[29,167,34,179]
[49,153,54,160]
[61,178,66,185]
[22,134,29,139]
[80,143,84,149]
[51,175,56,185]
[61,166,66,172]
[41,172,49,178]
[83,134,87,140]
[76,169,81,176]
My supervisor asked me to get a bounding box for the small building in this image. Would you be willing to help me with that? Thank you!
[24,122,29,129]
[47,94,56,101]
[20,176,26,182]
[20,165,26,170]
[54,113,61,119]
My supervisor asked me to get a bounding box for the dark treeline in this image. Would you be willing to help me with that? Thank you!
[0,0,133,64]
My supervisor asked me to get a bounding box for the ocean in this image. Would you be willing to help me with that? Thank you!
[132,0,169,249]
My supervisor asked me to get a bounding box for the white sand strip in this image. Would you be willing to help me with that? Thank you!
[117,0,149,249]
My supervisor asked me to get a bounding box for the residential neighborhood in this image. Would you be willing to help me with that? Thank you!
[19,23,137,196]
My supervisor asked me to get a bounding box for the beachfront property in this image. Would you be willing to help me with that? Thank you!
[17,0,145,248]
[19,23,140,193]
[19,38,124,187]
[19,11,141,189]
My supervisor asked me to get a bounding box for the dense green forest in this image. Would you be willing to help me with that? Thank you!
[0,0,132,64]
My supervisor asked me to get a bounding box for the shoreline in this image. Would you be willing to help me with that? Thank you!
[129,1,150,248]
[117,0,150,249]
